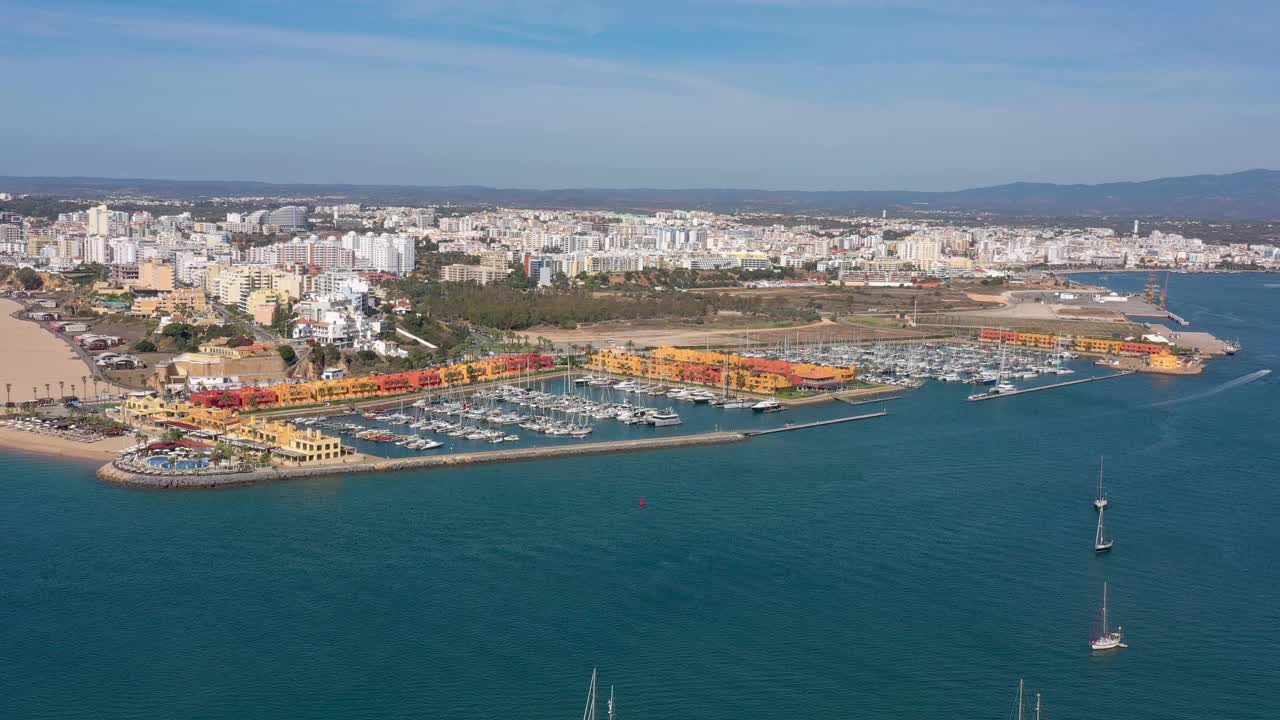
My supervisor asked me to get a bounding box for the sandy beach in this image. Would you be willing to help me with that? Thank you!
[0,298,132,460]
[0,298,124,404]
[0,425,133,462]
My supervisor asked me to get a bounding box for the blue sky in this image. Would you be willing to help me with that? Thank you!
[2,1,1277,190]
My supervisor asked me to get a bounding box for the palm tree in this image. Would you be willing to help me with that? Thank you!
[58,381,65,400]
[4,383,11,408]
[32,386,37,403]
[81,375,88,400]
[44,383,51,400]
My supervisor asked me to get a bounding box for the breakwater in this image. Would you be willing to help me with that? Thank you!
[97,431,748,489]
[966,371,1136,402]
[743,411,888,436]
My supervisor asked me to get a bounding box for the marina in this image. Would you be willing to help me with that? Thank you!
[731,337,1079,387]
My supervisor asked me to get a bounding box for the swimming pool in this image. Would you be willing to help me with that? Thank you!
[146,457,210,470]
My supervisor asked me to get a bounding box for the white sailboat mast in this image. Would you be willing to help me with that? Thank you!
[1098,456,1105,499]
[582,668,597,720]
[1101,582,1109,636]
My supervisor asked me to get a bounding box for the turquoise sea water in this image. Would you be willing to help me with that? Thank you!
[2,272,1277,719]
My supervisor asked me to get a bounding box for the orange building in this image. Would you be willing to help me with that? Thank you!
[591,346,857,395]
[190,354,554,410]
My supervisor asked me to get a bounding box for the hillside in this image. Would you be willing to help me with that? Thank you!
[2,170,1278,219]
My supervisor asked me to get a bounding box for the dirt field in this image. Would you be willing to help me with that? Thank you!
[523,316,929,349]
[708,285,996,315]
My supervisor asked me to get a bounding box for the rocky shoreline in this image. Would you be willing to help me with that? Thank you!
[96,431,748,489]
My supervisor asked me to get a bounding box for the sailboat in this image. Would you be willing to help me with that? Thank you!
[607,684,616,720]
[1093,503,1114,552]
[1090,581,1127,650]
[1094,456,1109,511]
[582,668,598,720]
[968,335,1016,400]
[1011,678,1025,720]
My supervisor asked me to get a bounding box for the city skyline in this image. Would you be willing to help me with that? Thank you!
[4,1,1279,190]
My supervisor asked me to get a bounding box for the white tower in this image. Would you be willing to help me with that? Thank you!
[1133,220,1140,236]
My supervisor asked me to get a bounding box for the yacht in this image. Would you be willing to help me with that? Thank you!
[649,409,682,427]
[752,398,782,412]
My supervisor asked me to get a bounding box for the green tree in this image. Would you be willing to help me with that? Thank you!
[134,339,157,352]
[270,301,290,335]
[15,267,43,291]
[277,345,297,364]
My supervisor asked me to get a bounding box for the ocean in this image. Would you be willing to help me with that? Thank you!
[2,272,1277,719]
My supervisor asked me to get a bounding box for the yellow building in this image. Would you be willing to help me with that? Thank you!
[237,418,345,465]
[1148,352,1180,370]
[1073,337,1124,354]
[589,347,798,394]
[131,288,211,317]
[246,288,290,326]
[135,261,176,292]
[154,340,289,389]
[118,393,242,434]
[118,393,344,465]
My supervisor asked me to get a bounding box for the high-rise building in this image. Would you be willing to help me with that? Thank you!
[267,206,308,231]
[108,238,139,265]
[85,235,111,264]
[87,204,112,236]
[137,261,176,292]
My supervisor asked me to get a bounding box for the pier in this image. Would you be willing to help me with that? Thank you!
[743,411,888,436]
[966,371,1136,402]
[97,431,748,489]
[838,395,903,407]
[97,408,897,488]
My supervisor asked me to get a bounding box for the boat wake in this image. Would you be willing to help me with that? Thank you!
[1151,369,1272,408]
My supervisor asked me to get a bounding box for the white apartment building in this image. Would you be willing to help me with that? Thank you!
[84,235,111,264]
[207,265,303,309]
[108,238,139,265]
[439,264,511,285]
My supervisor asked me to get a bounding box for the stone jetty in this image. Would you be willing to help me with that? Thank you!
[97,431,748,489]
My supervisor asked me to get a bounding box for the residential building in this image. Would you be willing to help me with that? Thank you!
[440,264,512,285]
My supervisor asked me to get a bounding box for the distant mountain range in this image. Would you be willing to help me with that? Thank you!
[3,169,1279,219]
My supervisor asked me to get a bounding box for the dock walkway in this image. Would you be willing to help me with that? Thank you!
[838,395,903,407]
[966,371,1135,402]
[743,411,888,436]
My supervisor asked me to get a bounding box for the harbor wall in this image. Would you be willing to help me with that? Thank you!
[96,431,748,489]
